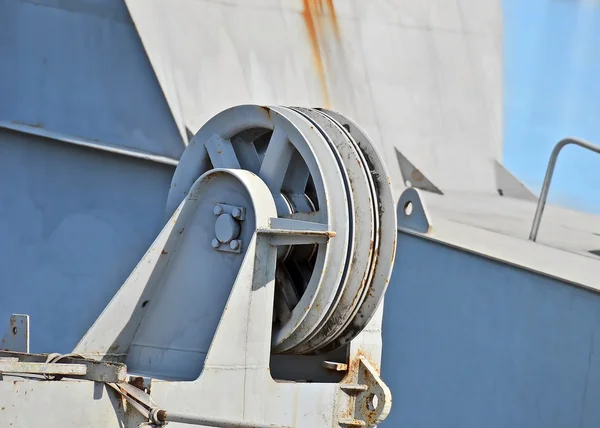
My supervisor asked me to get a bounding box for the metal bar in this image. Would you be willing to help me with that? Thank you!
[0,351,127,382]
[107,383,154,420]
[109,382,292,428]
[158,410,293,428]
[0,121,180,167]
[260,229,333,246]
[0,361,87,376]
[269,217,329,232]
[260,217,335,245]
[338,419,367,427]
[529,137,600,241]
[205,134,241,168]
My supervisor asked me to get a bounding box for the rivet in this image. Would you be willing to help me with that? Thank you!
[213,205,223,215]
[211,238,220,248]
[230,240,240,250]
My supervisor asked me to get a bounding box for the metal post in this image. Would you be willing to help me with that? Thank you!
[529,137,600,241]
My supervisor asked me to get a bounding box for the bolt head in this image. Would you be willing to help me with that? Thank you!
[211,238,220,248]
[232,207,242,219]
[229,240,240,250]
[213,205,223,215]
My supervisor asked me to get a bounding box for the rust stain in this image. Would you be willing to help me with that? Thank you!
[339,348,386,425]
[157,410,168,422]
[128,376,151,394]
[324,0,341,37]
[260,105,271,120]
[302,0,342,108]
[411,168,425,183]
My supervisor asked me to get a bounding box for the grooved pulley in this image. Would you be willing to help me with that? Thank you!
[167,105,396,354]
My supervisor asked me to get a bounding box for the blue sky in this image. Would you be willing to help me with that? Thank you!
[503,0,600,214]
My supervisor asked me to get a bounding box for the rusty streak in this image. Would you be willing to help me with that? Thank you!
[324,0,341,38]
[302,0,341,108]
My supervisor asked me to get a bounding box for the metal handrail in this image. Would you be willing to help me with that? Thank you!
[529,137,600,241]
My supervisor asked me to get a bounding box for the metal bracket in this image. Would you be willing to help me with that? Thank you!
[395,148,443,195]
[1,314,29,353]
[396,187,431,234]
[339,356,392,427]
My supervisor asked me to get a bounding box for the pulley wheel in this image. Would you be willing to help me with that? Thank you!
[167,104,396,354]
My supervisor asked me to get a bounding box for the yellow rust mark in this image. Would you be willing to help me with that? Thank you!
[302,0,341,108]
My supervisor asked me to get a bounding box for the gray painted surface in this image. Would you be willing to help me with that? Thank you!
[422,191,600,259]
[0,129,175,353]
[382,232,600,427]
[494,160,537,201]
[0,0,184,158]
[124,0,504,199]
[0,0,182,354]
[1,1,600,426]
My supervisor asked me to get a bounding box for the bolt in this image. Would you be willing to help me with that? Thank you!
[232,207,242,219]
[157,410,167,422]
[211,238,220,248]
[230,240,240,250]
[213,205,223,215]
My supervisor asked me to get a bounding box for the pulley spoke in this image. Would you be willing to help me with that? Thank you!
[282,150,310,193]
[275,267,299,312]
[231,134,261,174]
[204,134,241,168]
[274,286,293,323]
[259,127,294,193]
